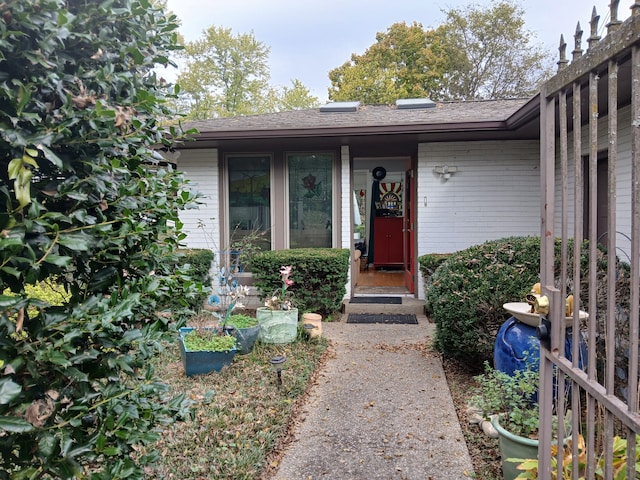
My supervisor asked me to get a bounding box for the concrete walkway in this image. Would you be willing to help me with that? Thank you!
[270,316,474,480]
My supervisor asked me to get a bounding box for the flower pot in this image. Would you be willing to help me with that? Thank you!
[302,312,322,338]
[491,416,538,480]
[256,307,298,344]
[178,327,237,376]
[233,325,261,354]
[491,415,572,480]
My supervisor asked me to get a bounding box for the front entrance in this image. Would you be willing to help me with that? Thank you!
[352,158,415,295]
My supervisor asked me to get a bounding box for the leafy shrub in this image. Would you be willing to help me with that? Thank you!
[252,248,350,316]
[426,236,541,368]
[418,253,451,315]
[166,249,214,312]
[427,235,628,370]
[0,1,200,477]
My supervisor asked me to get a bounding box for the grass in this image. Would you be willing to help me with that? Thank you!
[146,322,502,479]
[145,327,328,479]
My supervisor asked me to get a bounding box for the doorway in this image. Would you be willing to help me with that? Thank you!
[352,159,414,294]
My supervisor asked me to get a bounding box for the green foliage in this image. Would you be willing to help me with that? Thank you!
[182,329,237,352]
[168,249,214,311]
[0,0,201,477]
[426,235,624,370]
[328,1,553,103]
[472,361,540,438]
[328,21,448,104]
[426,236,542,367]
[176,26,319,119]
[226,314,258,329]
[251,249,350,316]
[511,434,640,479]
[437,0,553,100]
[418,253,450,315]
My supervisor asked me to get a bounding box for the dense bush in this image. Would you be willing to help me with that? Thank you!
[426,235,630,371]
[252,248,349,316]
[426,236,542,369]
[418,253,451,315]
[0,1,200,477]
[168,249,214,312]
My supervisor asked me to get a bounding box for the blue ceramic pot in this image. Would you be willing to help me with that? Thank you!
[494,317,588,401]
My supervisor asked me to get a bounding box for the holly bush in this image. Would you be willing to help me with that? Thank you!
[426,236,626,371]
[0,1,203,478]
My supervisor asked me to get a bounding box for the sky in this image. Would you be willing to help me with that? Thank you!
[163,0,622,102]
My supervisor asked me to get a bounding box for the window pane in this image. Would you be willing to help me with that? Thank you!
[288,153,333,248]
[228,156,271,270]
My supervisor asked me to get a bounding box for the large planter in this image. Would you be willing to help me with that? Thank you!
[233,325,261,354]
[491,416,538,480]
[178,327,237,376]
[492,415,571,480]
[256,307,298,344]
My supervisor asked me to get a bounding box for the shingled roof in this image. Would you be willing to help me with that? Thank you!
[184,97,538,142]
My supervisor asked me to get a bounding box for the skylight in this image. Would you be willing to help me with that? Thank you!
[396,98,436,109]
[319,101,361,112]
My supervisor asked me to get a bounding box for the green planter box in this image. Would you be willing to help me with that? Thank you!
[179,327,237,376]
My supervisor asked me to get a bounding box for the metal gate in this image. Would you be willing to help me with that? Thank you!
[538,2,640,478]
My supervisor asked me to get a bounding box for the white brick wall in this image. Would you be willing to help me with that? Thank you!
[416,140,541,298]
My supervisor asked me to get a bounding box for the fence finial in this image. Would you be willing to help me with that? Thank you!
[588,7,601,50]
[557,35,569,71]
[606,0,622,33]
[572,22,584,60]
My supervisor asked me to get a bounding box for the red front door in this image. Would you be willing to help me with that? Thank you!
[404,167,415,292]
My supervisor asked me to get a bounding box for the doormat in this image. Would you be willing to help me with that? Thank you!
[350,297,401,304]
[346,314,418,324]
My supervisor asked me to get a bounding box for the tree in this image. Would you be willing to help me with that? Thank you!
[0,0,200,477]
[437,0,553,100]
[177,26,318,119]
[328,21,449,104]
[327,1,554,103]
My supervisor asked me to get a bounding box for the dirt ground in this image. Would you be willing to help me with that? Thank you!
[441,357,502,480]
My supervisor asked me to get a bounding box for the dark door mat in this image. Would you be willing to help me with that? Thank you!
[347,314,418,324]
[350,297,402,304]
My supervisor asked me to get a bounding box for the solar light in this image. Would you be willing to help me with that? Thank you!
[270,355,286,385]
[303,323,315,338]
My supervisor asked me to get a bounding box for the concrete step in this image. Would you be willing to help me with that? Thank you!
[342,297,425,315]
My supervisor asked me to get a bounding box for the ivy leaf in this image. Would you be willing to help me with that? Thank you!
[42,254,72,267]
[0,415,33,433]
[0,378,21,404]
[58,233,93,251]
[37,144,63,168]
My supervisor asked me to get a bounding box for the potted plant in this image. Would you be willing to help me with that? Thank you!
[511,433,640,479]
[256,265,298,344]
[179,264,250,375]
[226,313,260,354]
[471,361,570,480]
[179,319,238,376]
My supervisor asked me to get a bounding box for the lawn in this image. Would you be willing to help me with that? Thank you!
[145,331,328,479]
[145,325,501,479]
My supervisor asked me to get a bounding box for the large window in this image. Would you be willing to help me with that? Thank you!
[227,156,271,268]
[288,153,333,248]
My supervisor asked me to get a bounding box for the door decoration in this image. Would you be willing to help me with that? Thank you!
[379,182,402,211]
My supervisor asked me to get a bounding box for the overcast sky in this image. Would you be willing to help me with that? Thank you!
[163,0,623,102]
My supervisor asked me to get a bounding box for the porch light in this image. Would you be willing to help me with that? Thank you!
[433,165,458,181]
